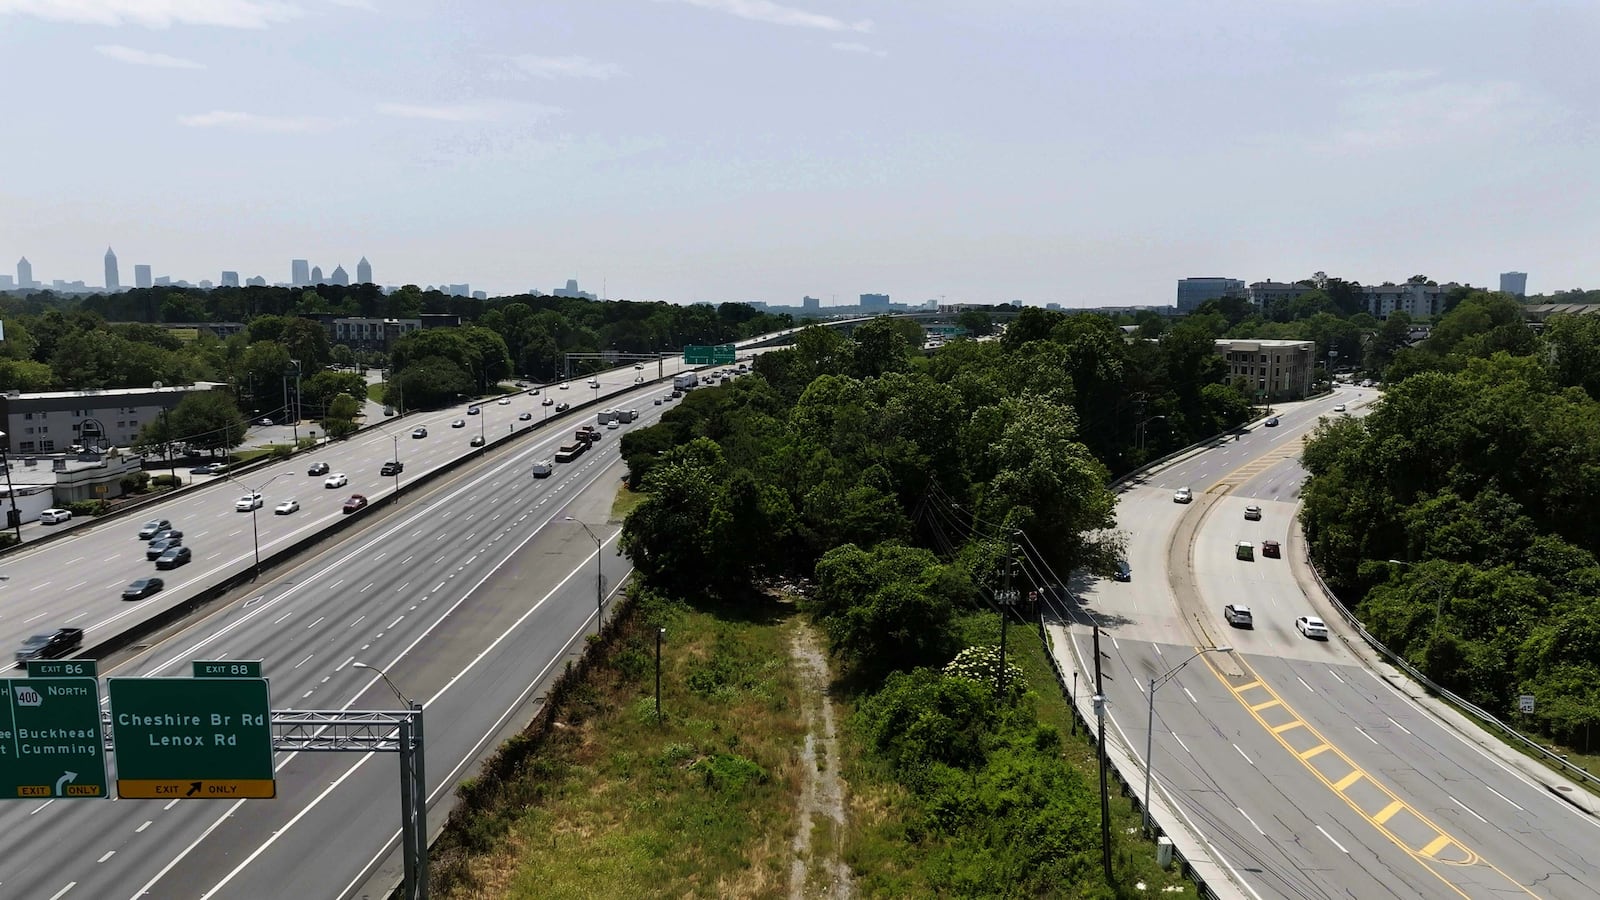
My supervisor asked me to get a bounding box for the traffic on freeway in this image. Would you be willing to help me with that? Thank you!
[1053,386,1600,899]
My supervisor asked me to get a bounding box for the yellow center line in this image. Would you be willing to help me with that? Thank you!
[1202,653,1538,898]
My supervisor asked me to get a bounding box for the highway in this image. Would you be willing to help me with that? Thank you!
[0,357,704,663]
[0,363,707,899]
[1056,387,1600,899]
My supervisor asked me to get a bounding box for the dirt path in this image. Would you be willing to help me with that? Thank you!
[788,623,852,900]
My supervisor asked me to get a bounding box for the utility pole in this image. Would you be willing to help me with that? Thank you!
[655,627,666,724]
[997,541,1018,697]
[1092,625,1113,884]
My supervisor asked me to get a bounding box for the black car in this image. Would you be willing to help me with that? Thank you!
[122,577,165,601]
[308,461,330,476]
[518,412,532,421]
[470,436,486,447]
[155,546,192,569]
[146,537,183,560]
[150,528,184,543]
[1264,416,1280,427]
[467,406,480,415]
[380,461,404,476]
[15,628,84,666]
[556,402,571,412]
[1113,560,1132,582]
[137,519,172,540]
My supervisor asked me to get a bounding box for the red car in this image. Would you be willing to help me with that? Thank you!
[1261,539,1281,558]
[342,494,368,514]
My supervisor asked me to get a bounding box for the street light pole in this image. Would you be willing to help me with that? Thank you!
[0,432,21,543]
[223,471,287,580]
[1143,646,1231,834]
[564,516,605,628]
[353,662,427,900]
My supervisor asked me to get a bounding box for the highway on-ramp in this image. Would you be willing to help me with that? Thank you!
[1054,387,1600,899]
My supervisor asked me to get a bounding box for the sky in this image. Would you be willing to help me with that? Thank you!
[2,0,1597,306]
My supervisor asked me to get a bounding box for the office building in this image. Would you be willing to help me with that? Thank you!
[16,257,33,289]
[802,296,821,313]
[447,283,469,297]
[154,276,172,286]
[220,271,240,287]
[134,264,152,288]
[356,257,372,285]
[0,275,13,290]
[0,382,228,454]
[330,264,350,286]
[310,265,323,284]
[471,290,487,300]
[1360,282,1461,320]
[104,247,119,292]
[1500,272,1527,296]
[1247,281,1313,307]
[291,259,310,286]
[1215,339,1315,400]
[860,293,891,311]
[553,278,596,300]
[300,314,462,351]
[245,275,267,287]
[1176,277,1245,313]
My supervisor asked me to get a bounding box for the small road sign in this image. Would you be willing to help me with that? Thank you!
[108,677,275,800]
[192,660,263,679]
[0,678,108,799]
[26,659,97,678]
[1519,694,1536,714]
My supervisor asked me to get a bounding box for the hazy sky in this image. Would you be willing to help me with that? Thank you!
[2,1,1596,305]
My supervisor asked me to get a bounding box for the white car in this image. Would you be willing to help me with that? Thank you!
[606,420,620,430]
[588,378,600,387]
[235,493,264,512]
[412,426,428,438]
[324,473,348,489]
[497,398,511,406]
[39,508,72,525]
[1295,616,1329,640]
[274,499,300,515]
[1173,487,1193,504]
[1333,404,1347,413]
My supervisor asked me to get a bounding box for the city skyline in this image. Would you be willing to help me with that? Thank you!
[2,2,1594,304]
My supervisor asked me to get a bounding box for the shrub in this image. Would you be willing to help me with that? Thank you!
[151,474,181,489]
[119,471,151,494]
[690,752,767,794]
[64,500,109,517]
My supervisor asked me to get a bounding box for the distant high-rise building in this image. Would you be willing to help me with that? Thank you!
[104,247,119,292]
[16,257,33,289]
[198,279,214,290]
[311,265,324,284]
[0,275,13,290]
[860,293,891,311]
[330,264,350,286]
[802,296,820,313]
[471,290,488,300]
[154,276,172,286]
[356,257,372,284]
[448,283,469,297]
[1500,271,1527,296]
[245,275,267,287]
[220,271,240,287]
[553,278,596,300]
[291,259,310,286]
[1176,277,1245,312]
[134,264,153,288]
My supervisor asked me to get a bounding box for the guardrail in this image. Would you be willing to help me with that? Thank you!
[1304,561,1600,792]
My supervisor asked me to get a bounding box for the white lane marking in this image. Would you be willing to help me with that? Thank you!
[48,883,77,900]
[1238,807,1266,836]
[163,800,179,811]
[293,655,313,670]
[30,800,53,815]
[1234,744,1254,765]
[66,581,86,590]
[1172,733,1192,755]
[1153,643,1162,656]
[227,530,242,537]
[301,690,314,699]
[386,615,404,629]
[103,555,119,563]
[136,821,152,833]
[1133,677,1145,696]
[1111,636,1121,650]
[463,554,477,567]
[37,581,52,589]
[65,557,83,565]
[401,556,413,565]
[1183,687,1197,704]
[23,612,48,624]
[1297,676,1314,692]
[329,579,344,590]
[1448,795,1487,823]
[1485,785,1525,811]
[431,581,444,593]
[1316,825,1349,853]
[98,851,115,863]
[374,552,386,562]
[64,613,87,624]
[307,616,324,629]
[1327,668,1345,684]
[1387,716,1412,736]
[1354,726,1378,745]
[335,657,355,672]
[350,616,365,628]
[359,583,373,593]
[272,612,293,625]
[396,582,409,594]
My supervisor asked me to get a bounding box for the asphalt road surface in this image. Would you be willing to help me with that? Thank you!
[1059,386,1600,899]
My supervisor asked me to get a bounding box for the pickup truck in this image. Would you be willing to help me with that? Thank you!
[575,426,600,444]
[15,628,84,666]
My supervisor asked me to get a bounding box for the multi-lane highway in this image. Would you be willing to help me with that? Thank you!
[0,358,727,898]
[1054,388,1600,899]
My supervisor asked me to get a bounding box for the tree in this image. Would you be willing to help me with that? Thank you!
[810,542,965,675]
[851,317,913,379]
[388,357,472,410]
[322,392,361,440]
[167,390,249,454]
[955,309,996,337]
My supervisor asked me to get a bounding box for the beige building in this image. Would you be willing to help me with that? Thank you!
[1215,339,1316,401]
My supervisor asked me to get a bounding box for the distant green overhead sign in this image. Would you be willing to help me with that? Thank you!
[683,345,736,365]
[0,678,108,799]
[109,677,275,800]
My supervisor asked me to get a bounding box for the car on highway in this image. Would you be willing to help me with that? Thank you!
[1333,403,1346,412]
[189,463,217,475]
[470,436,485,447]
[1295,616,1329,640]
[380,461,404,476]
[452,419,466,428]
[15,628,83,666]
[654,398,662,405]
[468,406,480,415]
[255,417,274,426]
[40,508,72,525]
[542,397,554,406]
[325,473,348,489]
[670,390,682,399]
[634,363,643,370]
[122,577,165,601]
[588,378,600,388]
[342,494,368,514]
[606,420,619,430]
[1261,539,1281,558]
[235,493,264,512]
[518,412,532,421]
[556,402,571,412]
[1244,505,1262,521]
[150,527,183,542]
[559,382,569,390]
[1264,416,1280,427]
[531,460,553,478]
[497,398,511,405]
[531,388,540,395]
[1113,560,1131,581]
[1224,604,1254,628]
[412,426,428,438]
[155,546,192,569]
[307,461,330,476]
[274,499,300,515]
[146,537,182,560]
[1236,541,1254,561]
[384,406,396,416]
[137,519,172,540]
[1173,487,1192,504]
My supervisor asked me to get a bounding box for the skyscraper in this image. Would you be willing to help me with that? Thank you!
[104,247,119,291]
[291,259,310,286]
[246,275,267,287]
[1176,277,1245,312]
[1500,271,1527,296]
[311,265,323,284]
[330,264,350,286]
[16,257,32,289]
[802,296,821,313]
[860,293,891,311]
[356,257,372,284]
[134,264,153,288]
[221,271,240,287]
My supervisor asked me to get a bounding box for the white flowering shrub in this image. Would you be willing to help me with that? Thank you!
[943,645,1025,692]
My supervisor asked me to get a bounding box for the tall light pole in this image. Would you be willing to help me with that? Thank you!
[563,516,605,628]
[354,662,427,900]
[0,431,21,542]
[1388,559,1446,646]
[1143,645,1231,834]
[223,471,288,580]
[374,423,402,499]
[1135,415,1166,453]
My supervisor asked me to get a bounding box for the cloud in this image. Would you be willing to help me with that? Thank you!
[830,41,885,57]
[1333,76,1558,150]
[507,54,625,80]
[376,100,563,123]
[0,0,302,28]
[663,0,870,32]
[95,44,204,68]
[177,110,330,133]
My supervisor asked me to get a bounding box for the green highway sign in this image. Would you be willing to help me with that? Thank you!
[683,344,736,366]
[192,660,263,679]
[0,678,108,799]
[108,677,275,800]
[26,659,98,678]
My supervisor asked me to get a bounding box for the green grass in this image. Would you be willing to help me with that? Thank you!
[367,382,386,402]
[433,592,805,899]
[609,486,648,523]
